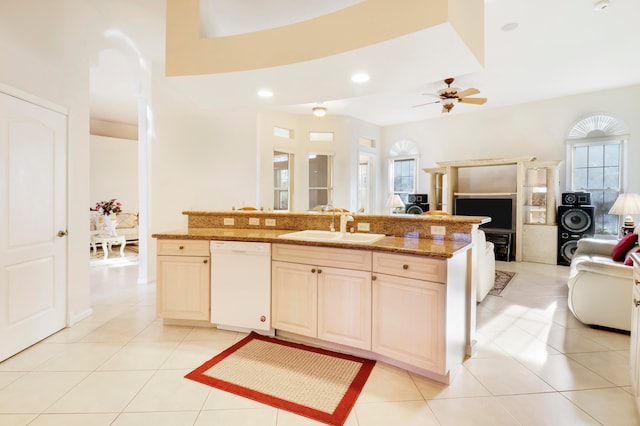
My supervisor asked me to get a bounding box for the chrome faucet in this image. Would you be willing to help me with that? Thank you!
[339,213,354,236]
[324,204,336,232]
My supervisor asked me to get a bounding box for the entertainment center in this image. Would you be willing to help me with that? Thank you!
[454,194,516,261]
[425,157,562,264]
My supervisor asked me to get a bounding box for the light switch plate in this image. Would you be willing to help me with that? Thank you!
[357,222,370,231]
[431,225,446,236]
[249,218,260,226]
[223,218,234,226]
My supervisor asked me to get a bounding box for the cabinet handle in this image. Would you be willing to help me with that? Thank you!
[372,275,377,281]
[179,245,184,250]
[203,259,208,264]
[260,315,266,322]
[317,269,322,274]
[402,264,409,270]
[635,299,640,308]
[311,268,316,273]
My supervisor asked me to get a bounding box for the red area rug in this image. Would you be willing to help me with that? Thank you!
[185,332,375,425]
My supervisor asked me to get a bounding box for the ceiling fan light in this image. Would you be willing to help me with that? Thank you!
[312,106,327,117]
[437,88,459,98]
[441,98,455,106]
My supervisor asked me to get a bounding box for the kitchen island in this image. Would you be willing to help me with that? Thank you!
[153,211,488,383]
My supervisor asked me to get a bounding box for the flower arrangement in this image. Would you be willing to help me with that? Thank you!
[95,198,122,216]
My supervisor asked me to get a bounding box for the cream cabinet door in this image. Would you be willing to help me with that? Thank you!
[372,273,446,374]
[271,260,318,337]
[522,224,557,264]
[156,255,210,320]
[318,267,371,350]
[631,264,640,413]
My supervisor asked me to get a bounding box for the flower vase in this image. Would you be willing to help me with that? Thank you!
[103,214,118,237]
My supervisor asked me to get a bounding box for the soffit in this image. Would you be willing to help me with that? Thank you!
[166,0,483,75]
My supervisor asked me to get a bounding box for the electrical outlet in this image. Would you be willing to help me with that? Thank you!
[248,217,260,226]
[265,218,276,227]
[357,222,370,231]
[223,218,234,226]
[431,225,446,236]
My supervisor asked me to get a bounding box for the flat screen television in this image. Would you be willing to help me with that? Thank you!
[454,196,515,232]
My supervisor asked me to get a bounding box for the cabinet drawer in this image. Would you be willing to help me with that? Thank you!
[272,243,371,271]
[372,252,446,283]
[157,239,210,256]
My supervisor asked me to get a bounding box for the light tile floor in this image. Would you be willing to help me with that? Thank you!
[1,259,639,425]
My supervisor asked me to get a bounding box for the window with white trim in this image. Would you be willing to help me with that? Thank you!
[391,157,416,204]
[566,114,629,236]
[273,150,291,211]
[569,139,622,235]
[308,153,333,209]
[388,140,419,205]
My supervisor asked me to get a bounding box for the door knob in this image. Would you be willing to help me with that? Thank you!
[56,230,68,237]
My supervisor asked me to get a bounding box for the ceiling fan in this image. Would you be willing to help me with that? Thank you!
[413,77,487,113]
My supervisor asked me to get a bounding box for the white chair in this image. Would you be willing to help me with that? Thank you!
[475,229,496,302]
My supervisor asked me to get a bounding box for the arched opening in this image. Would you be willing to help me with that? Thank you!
[90,38,151,283]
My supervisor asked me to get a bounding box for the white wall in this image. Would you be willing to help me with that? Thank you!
[383,85,640,199]
[90,135,139,213]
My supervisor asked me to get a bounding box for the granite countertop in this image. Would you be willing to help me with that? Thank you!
[152,228,471,259]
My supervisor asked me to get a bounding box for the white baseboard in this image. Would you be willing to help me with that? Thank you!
[68,308,93,326]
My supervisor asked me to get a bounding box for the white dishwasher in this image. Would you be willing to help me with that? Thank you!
[210,241,272,333]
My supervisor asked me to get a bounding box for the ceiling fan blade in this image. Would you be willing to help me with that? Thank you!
[412,100,441,108]
[421,93,442,99]
[459,97,487,105]
[456,88,480,98]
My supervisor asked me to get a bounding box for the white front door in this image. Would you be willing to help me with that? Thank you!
[0,91,67,362]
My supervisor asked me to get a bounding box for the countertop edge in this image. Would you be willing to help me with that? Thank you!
[152,229,471,259]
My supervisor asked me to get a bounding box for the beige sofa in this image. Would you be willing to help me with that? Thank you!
[567,235,638,332]
[90,211,138,243]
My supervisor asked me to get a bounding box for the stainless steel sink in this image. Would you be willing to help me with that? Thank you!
[278,230,386,244]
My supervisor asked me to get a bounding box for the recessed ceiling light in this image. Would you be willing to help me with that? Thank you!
[501,22,519,32]
[593,0,610,11]
[351,73,370,83]
[257,89,273,98]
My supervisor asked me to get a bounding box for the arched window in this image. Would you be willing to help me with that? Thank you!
[388,140,419,205]
[566,114,629,236]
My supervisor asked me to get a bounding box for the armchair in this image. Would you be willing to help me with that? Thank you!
[567,236,637,331]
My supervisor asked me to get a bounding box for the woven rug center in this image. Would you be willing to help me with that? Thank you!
[205,339,359,413]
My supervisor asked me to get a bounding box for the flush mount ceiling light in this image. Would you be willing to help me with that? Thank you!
[351,72,370,83]
[257,89,273,98]
[312,106,327,117]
